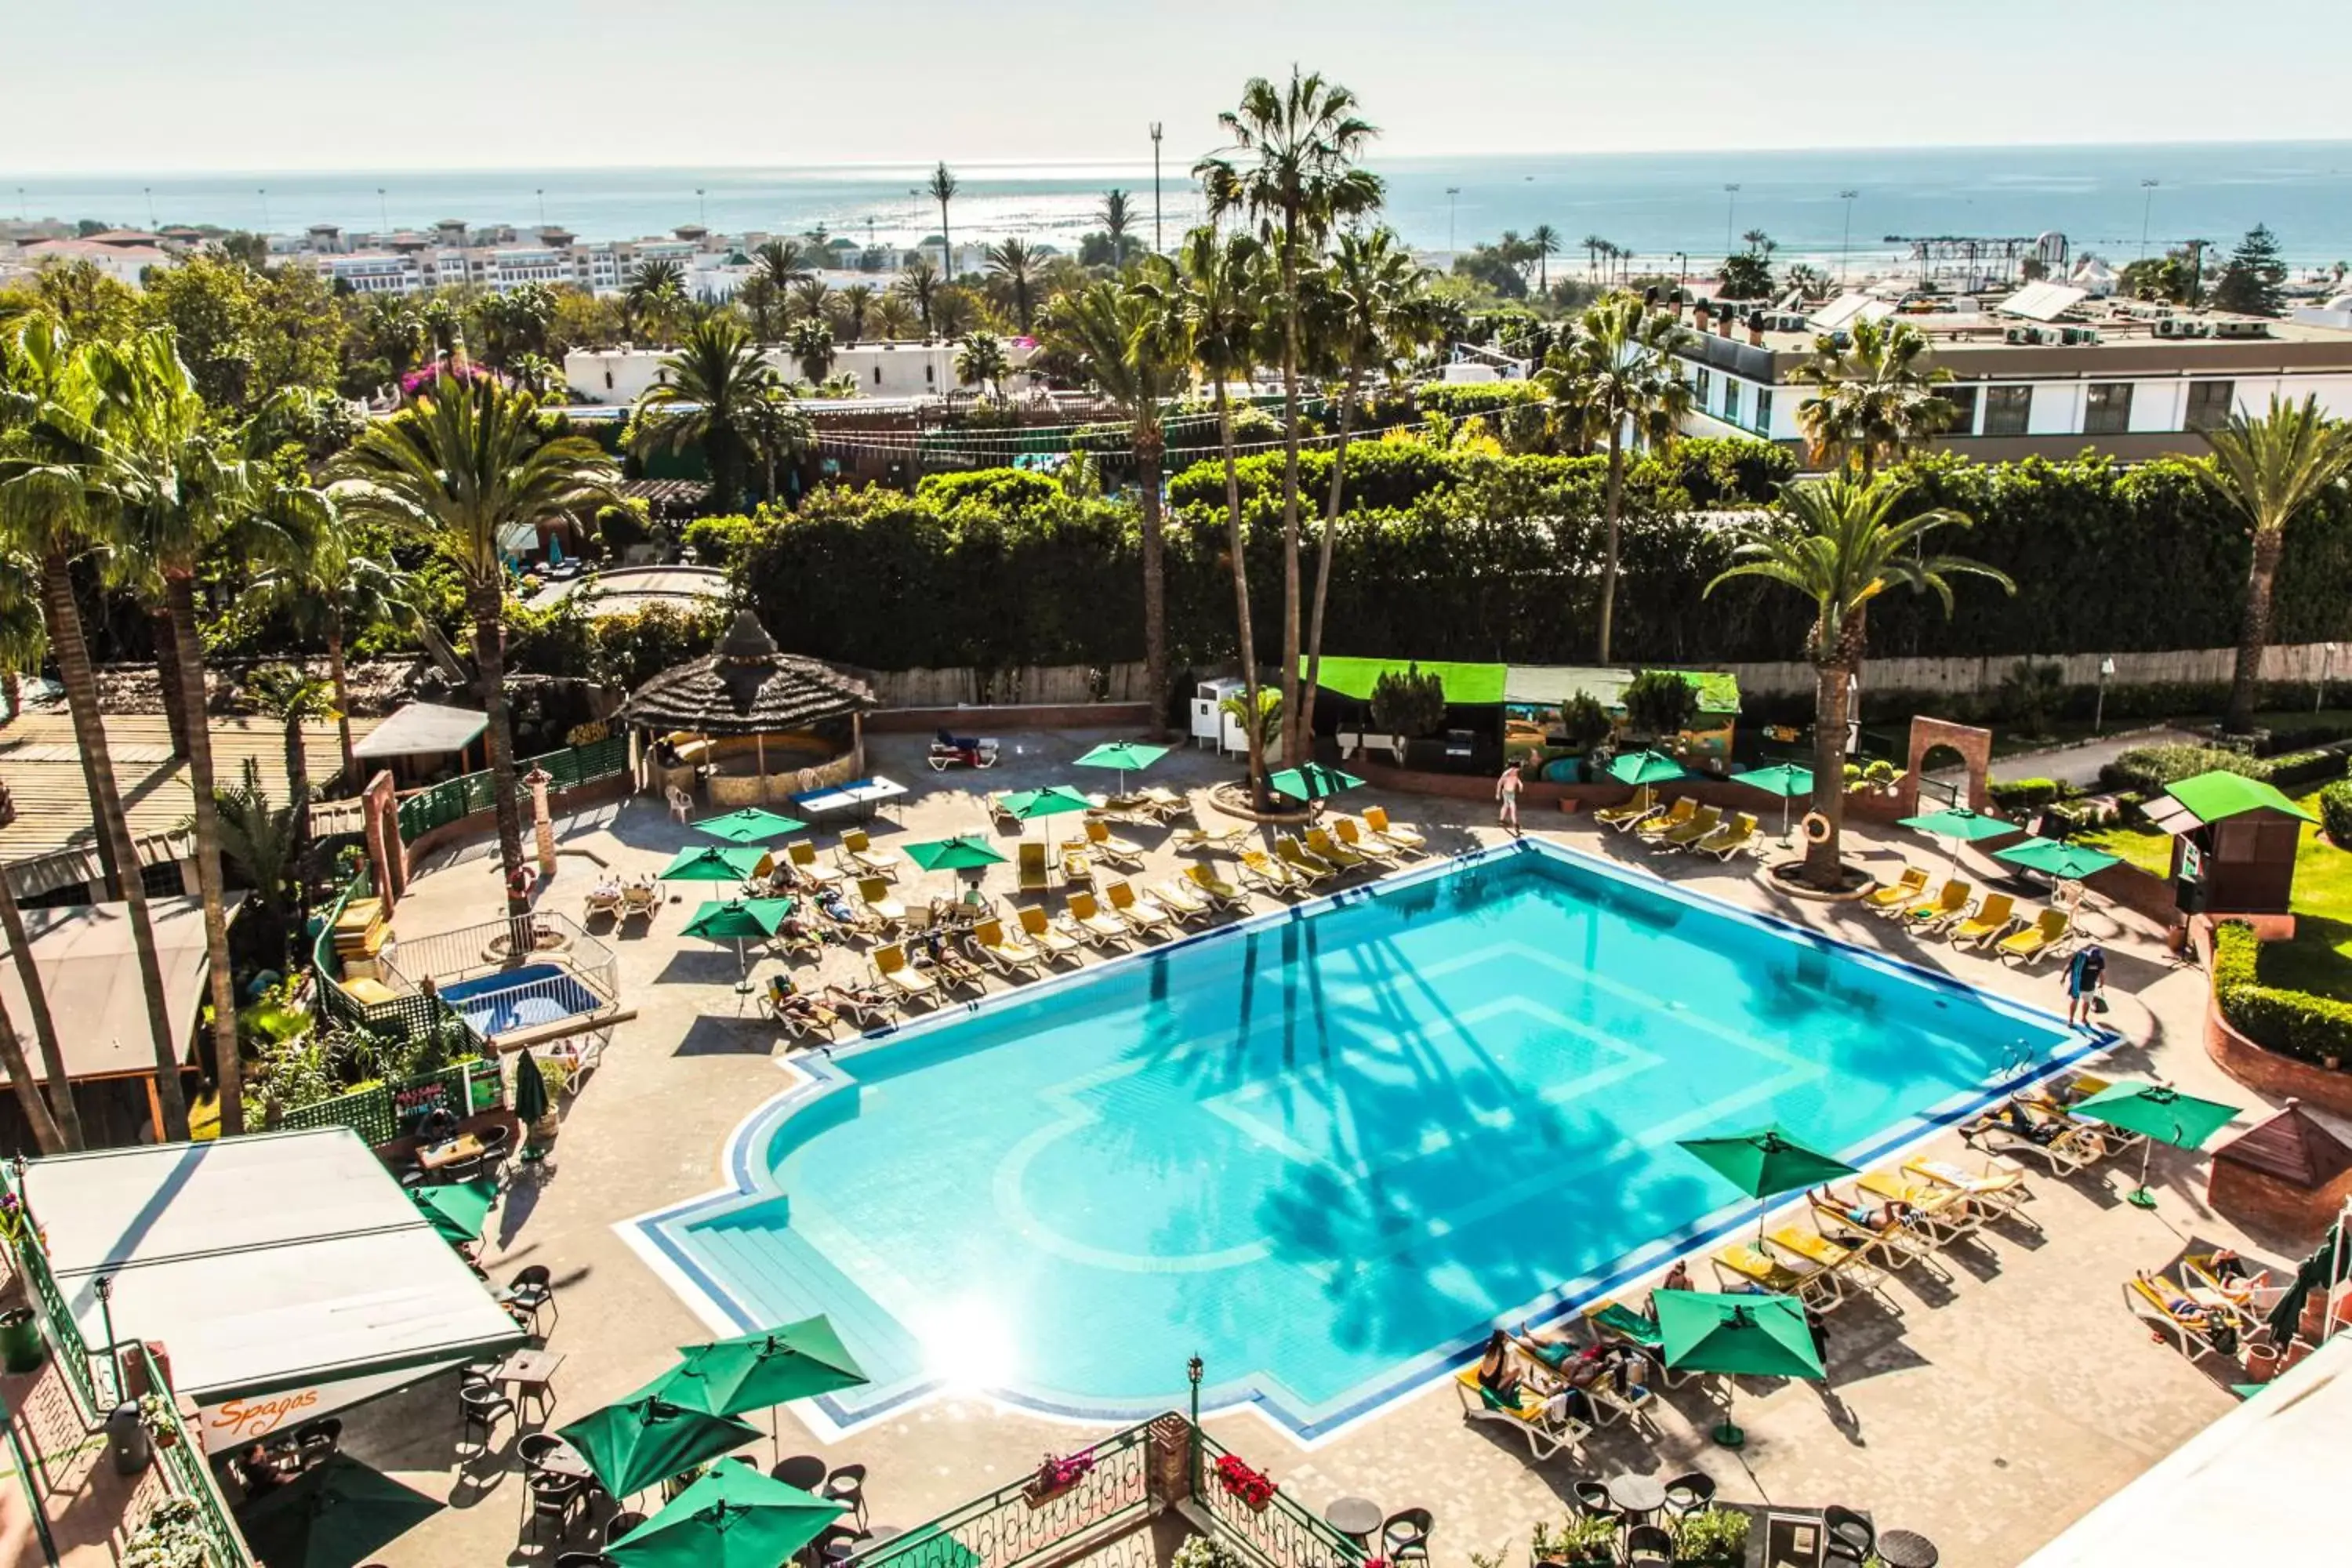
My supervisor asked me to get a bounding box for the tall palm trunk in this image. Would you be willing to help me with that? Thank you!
[1276,233,1303,768]
[325,619,357,781]
[151,605,191,759]
[0,876,78,1149]
[474,581,530,931]
[2224,525,2284,733]
[1136,413,1170,741]
[1596,419,1627,664]
[165,574,244,1138]
[1299,366,1363,753]
[0,1000,64,1156]
[43,554,189,1140]
[1804,608,1867,890]
[1214,383,1265,807]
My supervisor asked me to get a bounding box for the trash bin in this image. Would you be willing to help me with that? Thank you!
[0,1307,45,1374]
[106,1401,152,1475]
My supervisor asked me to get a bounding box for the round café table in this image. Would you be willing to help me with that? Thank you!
[535,1439,595,1483]
[1878,1530,1939,1568]
[1324,1497,1384,1543]
[773,1454,829,1493]
[1606,1474,1667,1523]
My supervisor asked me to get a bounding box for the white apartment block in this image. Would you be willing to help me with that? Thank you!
[564,339,1034,405]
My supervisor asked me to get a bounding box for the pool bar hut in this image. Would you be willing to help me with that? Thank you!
[2142,770,2316,916]
[618,610,878,808]
[349,700,490,787]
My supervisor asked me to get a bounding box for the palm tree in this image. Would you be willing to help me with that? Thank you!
[0,540,42,723]
[625,257,689,340]
[1789,318,1955,474]
[742,385,814,501]
[928,162,960,278]
[1529,223,1563,294]
[789,275,831,328]
[199,758,307,980]
[753,238,814,299]
[1743,228,1772,256]
[0,873,75,1150]
[737,274,787,343]
[1040,270,1192,738]
[932,288,976,339]
[894,261,942,336]
[953,332,1010,400]
[2201,395,2352,732]
[1582,234,1607,278]
[1101,189,1136,263]
[1196,67,1385,773]
[241,664,335,949]
[1705,472,2012,889]
[1180,225,1274,802]
[332,378,621,928]
[985,239,1040,333]
[839,284,875,342]
[632,315,777,508]
[249,514,417,779]
[0,318,191,1138]
[1537,292,1695,662]
[788,317,837,386]
[870,294,918,342]
[0,983,66,1155]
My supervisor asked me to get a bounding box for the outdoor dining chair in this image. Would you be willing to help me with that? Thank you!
[506,1265,556,1334]
[517,1433,564,1475]
[822,1463,869,1528]
[1625,1525,1675,1565]
[527,1472,585,1542]
[1571,1481,1614,1519]
[1663,1472,1716,1519]
[602,1512,648,1549]
[1381,1508,1432,1564]
[457,1384,514,1451]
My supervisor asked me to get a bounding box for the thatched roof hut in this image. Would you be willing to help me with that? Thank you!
[619,612,876,735]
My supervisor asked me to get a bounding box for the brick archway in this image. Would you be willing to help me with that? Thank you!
[1898,717,1993,816]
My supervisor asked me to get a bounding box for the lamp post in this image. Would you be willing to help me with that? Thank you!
[2321,642,2340,713]
[2095,655,2116,735]
[1150,122,1164,254]
[1838,188,1859,284]
[1445,187,1461,252]
[1672,252,1689,289]
[258,187,270,233]
[697,187,707,228]
[93,1274,120,1405]
[1723,183,1740,254]
[1185,1354,1203,1495]
[2139,179,2159,260]
[143,187,154,229]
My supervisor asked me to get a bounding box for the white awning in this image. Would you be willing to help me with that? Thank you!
[27,1127,524,1406]
[350,701,489,760]
[0,895,240,1082]
[1998,281,2089,322]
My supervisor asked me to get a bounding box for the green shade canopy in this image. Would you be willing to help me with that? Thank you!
[1994,837,2124,880]
[641,1316,870,1417]
[902,835,1008,872]
[2165,771,2318,826]
[606,1458,844,1568]
[661,844,771,882]
[1266,764,1364,802]
[1898,807,2016,842]
[238,1454,443,1568]
[511,1048,549,1125]
[1654,1290,1825,1381]
[408,1179,497,1246]
[556,1396,764,1500]
[2071,1081,2241,1151]
[1303,656,1506,706]
[1606,750,1690,787]
[1073,742,1171,774]
[996,786,1094,822]
[1679,1126,1857,1200]
[694,808,808,845]
[1732,762,1814,798]
[681,898,793,942]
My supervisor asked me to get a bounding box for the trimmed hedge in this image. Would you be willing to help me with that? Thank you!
[1988,777,2066,811]
[1164,438,1794,518]
[2321,779,2352,847]
[2100,744,2270,796]
[2212,921,2352,1065]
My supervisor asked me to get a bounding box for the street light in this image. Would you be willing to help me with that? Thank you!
[1445,187,1461,252]
[1723,183,1741,254]
[2321,642,2340,713]
[1838,189,1859,284]
[697,187,707,227]
[2095,655,2116,735]
[258,187,270,232]
[1672,252,1690,289]
[1150,122,1164,254]
[2139,179,2159,260]
[1186,1354,1204,1494]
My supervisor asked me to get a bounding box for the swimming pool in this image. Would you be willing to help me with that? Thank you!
[637,839,2085,1436]
[438,963,606,1039]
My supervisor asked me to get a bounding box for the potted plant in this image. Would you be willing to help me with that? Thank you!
[1211,1453,1277,1513]
[122,1497,209,1568]
[1534,1514,1619,1566]
[1024,1449,1095,1507]
[1670,1504,1751,1566]
[137,1392,180,1450]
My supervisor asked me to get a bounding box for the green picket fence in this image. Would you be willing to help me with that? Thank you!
[278,1059,505,1146]
[393,735,630,843]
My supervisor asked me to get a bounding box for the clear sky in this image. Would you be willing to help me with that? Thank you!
[12,0,2346,172]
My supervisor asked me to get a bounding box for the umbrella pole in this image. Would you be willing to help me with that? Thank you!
[736,937,753,995]
[1711,1374,1744,1449]
[2126,1137,2157,1209]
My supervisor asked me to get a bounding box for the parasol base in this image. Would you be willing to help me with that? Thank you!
[734,980,756,994]
[1711,1417,1746,1449]
[2125,1186,2158,1209]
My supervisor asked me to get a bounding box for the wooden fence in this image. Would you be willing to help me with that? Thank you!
[1722,640,2346,699]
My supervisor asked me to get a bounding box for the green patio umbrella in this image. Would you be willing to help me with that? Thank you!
[238,1453,443,1568]
[408,1178,497,1246]
[1653,1289,1825,1448]
[606,1459,844,1568]
[660,844,771,884]
[556,1396,764,1502]
[642,1316,870,1417]
[1073,741,1171,793]
[1897,806,2016,870]
[996,786,1094,824]
[1679,1125,1857,1240]
[682,898,795,993]
[1993,836,2124,881]
[902,835,1009,873]
[511,1048,550,1163]
[1733,762,1815,841]
[2264,1222,2349,1345]
[2070,1080,2242,1209]
[1265,763,1363,803]
[1605,750,1690,788]
[695,808,807,846]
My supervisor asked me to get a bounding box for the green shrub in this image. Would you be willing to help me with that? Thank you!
[1411,379,1548,419]
[915,468,1064,514]
[2213,922,2352,1065]
[2321,779,2352,847]
[1559,691,1615,750]
[2100,744,2270,796]
[1369,662,1448,739]
[1998,659,2065,732]
[2268,746,2350,790]
[1989,777,2065,811]
[1622,667,1700,738]
[1670,1506,1752,1566]
[682,514,768,569]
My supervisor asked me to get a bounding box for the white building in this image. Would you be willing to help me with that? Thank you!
[2,238,174,289]
[564,339,1033,405]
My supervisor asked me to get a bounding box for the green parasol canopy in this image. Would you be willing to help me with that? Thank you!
[1266,763,1363,802]
[556,1396,763,1501]
[408,1178,497,1246]
[238,1453,444,1568]
[1073,742,1171,774]
[2071,1080,2241,1209]
[1679,1126,1856,1202]
[901,835,1008,873]
[1899,807,2014,840]
[1733,762,1815,797]
[511,1049,549,1125]
[1994,837,2124,880]
[1656,1290,1825,1381]
[1605,750,1690,787]
[2264,1222,2350,1345]
[681,898,793,942]
[996,786,1094,822]
[605,1458,844,1568]
[661,844,771,882]
[640,1316,869,1417]
[695,808,808,845]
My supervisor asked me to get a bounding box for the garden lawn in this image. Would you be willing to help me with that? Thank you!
[2075,819,2174,879]
[2260,784,2352,996]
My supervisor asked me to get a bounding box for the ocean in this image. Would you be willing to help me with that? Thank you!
[9,141,2351,273]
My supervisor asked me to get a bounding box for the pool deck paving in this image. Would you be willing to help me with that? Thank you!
[342,730,2285,1568]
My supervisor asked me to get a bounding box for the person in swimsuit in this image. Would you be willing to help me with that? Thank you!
[1496,760,1523,834]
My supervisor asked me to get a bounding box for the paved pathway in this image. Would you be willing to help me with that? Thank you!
[1929,726,2211,794]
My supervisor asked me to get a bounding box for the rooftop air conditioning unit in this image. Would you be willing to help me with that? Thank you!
[2183,318,2214,338]
[2154,318,2181,338]
[2214,319,2269,339]
[2004,326,2031,345]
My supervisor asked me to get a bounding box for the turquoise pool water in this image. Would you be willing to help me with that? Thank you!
[641,841,2078,1434]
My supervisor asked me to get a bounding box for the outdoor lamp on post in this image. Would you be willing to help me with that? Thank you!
[1185,1353,1203,1494]
[93,1275,120,1404]
[2319,642,2339,713]
[2095,656,2116,735]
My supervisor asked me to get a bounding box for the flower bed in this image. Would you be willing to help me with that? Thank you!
[1212,1454,1276,1512]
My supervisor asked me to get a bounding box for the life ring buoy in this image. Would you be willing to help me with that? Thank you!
[1801,811,1833,844]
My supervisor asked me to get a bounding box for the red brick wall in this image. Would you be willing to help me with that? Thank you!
[2195,916,2352,1116]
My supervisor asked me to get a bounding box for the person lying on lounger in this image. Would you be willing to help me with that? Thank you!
[779,912,830,946]
[766,977,839,1028]
[1475,1330,1526,1404]
[1995,1098,2067,1145]
[1813,1186,1922,1229]
[815,888,860,925]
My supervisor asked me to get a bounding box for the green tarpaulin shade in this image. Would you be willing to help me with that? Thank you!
[557,1396,764,1501]
[642,1316,870,1417]
[1899,806,2016,869]
[1266,764,1363,802]
[2071,1080,2243,1207]
[682,898,794,993]
[238,1454,443,1568]
[2264,1222,2349,1345]
[996,786,1094,822]
[1654,1289,1825,1447]
[695,808,807,845]
[902,835,1008,873]
[1994,837,2124,880]
[408,1178,497,1246]
[605,1458,844,1568]
[1730,761,1815,840]
[661,844,770,882]
[1606,750,1690,787]
[1679,1125,1856,1239]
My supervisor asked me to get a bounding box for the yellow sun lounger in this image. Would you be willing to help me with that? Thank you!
[1657,804,1723,850]
[1950,892,2017,947]
[1863,866,1929,912]
[1594,786,1658,830]
[1633,797,1697,840]
[1691,811,1759,860]
[2125,1273,2231,1360]
[1062,891,1130,946]
[969,918,1045,976]
[1186,862,1250,909]
[1017,840,1052,894]
[1450,1368,1588,1461]
[1712,1241,1839,1308]
[1904,880,1972,928]
[1305,827,1370,871]
[1151,877,1212,921]
[1237,849,1297,895]
[1901,1156,2031,1217]
[869,942,938,1004]
[1105,880,1173,935]
[788,840,844,888]
[1081,818,1148,866]
[1332,817,1399,863]
[1997,909,2071,964]
[1276,837,1339,882]
[1768,1226,1882,1295]
[1362,805,1427,852]
[837,828,900,879]
[1015,905,1084,962]
[857,876,908,927]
